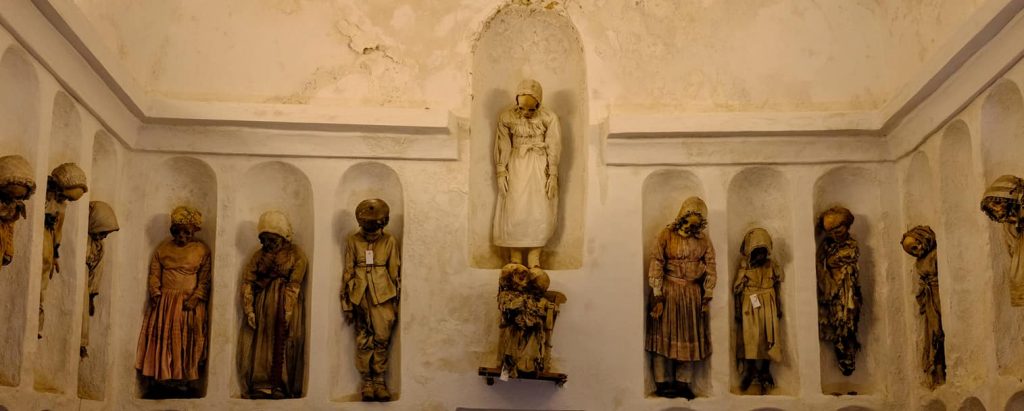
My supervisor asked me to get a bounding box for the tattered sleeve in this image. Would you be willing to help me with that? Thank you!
[494,114,512,179]
[702,238,717,296]
[284,247,307,324]
[544,113,561,178]
[241,252,258,319]
[649,229,668,297]
[387,236,401,294]
[147,247,162,299]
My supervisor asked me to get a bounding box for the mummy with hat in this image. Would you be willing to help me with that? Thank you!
[238,210,307,399]
[80,201,119,358]
[39,162,88,338]
[493,79,561,269]
[341,199,400,401]
[0,155,36,269]
[980,175,1024,306]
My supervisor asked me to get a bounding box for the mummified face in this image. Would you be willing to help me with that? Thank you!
[902,236,926,258]
[982,196,1018,223]
[516,95,539,119]
[822,214,850,242]
[259,232,286,253]
[170,224,197,246]
[750,247,769,267]
[679,214,704,237]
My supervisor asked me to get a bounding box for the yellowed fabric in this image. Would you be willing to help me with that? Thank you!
[734,228,783,361]
[257,210,292,242]
[341,230,400,378]
[50,162,88,191]
[238,242,306,397]
[171,206,203,228]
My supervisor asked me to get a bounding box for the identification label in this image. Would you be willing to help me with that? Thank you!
[500,367,510,381]
[750,294,762,308]
[365,250,374,264]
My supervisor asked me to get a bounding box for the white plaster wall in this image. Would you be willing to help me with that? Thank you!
[2,6,1024,411]
[68,0,983,115]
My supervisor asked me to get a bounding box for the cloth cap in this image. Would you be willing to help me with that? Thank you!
[50,162,88,192]
[356,198,390,221]
[676,196,708,220]
[0,155,36,197]
[257,209,293,242]
[819,206,854,231]
[741,227,773,259]
[983,175,1023,201]
[170,206,203,228]
[88,201,119,235]
[516,79,544,106]
[902,225,936,253]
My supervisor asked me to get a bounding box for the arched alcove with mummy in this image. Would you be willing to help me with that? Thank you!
[813,166,885,395]
[468,3,587,270]
[131,155,218,399]
[640,168,710,397]
[330,161,404,402]
[230,161,314,399]
[35,91,86,395]
[0,45,41,388]
[77,130,121,400]
[726,167,799,395]
[938,120,987,384]
[979,79,1024,377]
[901,151,942,389]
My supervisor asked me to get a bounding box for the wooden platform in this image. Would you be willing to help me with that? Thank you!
[478,367,568,387]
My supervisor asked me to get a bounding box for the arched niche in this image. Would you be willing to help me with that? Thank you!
[904,152,938,227]
[34,91,87,394]
[979,79,1024,377]
[726,167,798,395]
[330,161,403,402]
[925,398,948,411]
[0,46,40,160]
[813,166,883,395]
[1005,391,1024,411]
[960,397,987,411]
[468,4,587,270]
[938,120,986,382]
[640,169,709,396]
[231,161,314,399]
[901,151,941,389]
[0,46,40,387]
[136,155,218,398]
[78,130,120,400]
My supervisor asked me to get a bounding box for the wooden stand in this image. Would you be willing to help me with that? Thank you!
[478,367,567,387]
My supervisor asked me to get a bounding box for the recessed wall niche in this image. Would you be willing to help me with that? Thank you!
[330,161,403,402]
[136,155,218,398]
[979,79,1024,377]
[468,4,587,270]
[35,91,86,395]
[0,45,40,387]
[959,396,987,411]
[938,120,987,383]
[813,165,885,395]
[901,151,940,389]
[78,130,120,400]
[231,161,314,398]
[726,167,799,395]
[639,169,711,397]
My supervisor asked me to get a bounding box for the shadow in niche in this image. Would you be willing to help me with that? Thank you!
[924,399,948,411]
[1006,391,1024,411]
[959,396,986,411]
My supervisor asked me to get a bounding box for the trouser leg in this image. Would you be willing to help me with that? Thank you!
[652,354,673,383]
[674,361,693,383]
[526,248,541,268]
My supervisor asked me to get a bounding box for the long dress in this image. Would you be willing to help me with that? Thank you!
[735,261,783,362]
[135,238,212,382]
[915,249,946,388]
[237,242,307,398]
[646,228,717,361]
[492,107,560,248]
[817,236,861,375]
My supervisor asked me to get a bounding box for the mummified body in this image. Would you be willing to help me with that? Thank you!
[733,228,783,394]
[493,79,561,268]
[901,226,946,388]
[80,201,119,358]
[135,206,211,398]
[0,155,36,271]
[341,199,400,402]
[39,163,88,338]
[238,210,307,399]
[816,206,862,376]
[980,175,1024,306]
[496,263,563,377]
[646,196,716,400]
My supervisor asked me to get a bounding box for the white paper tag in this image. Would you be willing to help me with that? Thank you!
[365,250,374,264]
[750,294,762,308]
[499,367,510,381]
